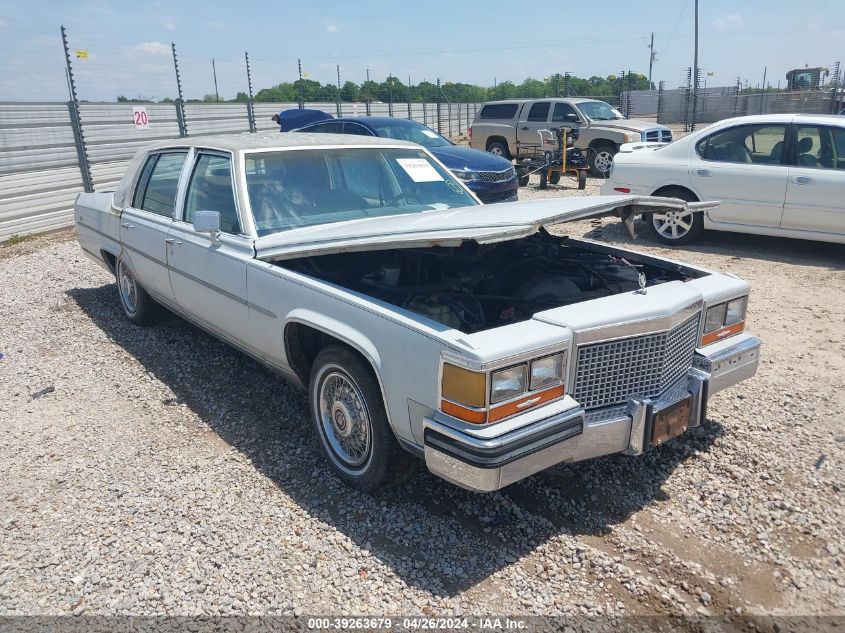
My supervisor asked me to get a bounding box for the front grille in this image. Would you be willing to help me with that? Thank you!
[477,166,516,182]
[479,189,518,204]
[573,314,700,410]
[644,129,673,143]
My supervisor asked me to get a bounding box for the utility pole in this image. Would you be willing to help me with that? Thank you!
[691,0,699,130]
[647,32,655,89]
[297,58,304,109]
[212,58,219,102]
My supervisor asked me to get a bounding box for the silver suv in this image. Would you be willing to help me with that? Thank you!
[469,98,673,175]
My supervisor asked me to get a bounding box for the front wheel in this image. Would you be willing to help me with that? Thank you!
[589,142,616,177]
[309,346,414,493]
[577,170,587,190]
[645,189,704,245]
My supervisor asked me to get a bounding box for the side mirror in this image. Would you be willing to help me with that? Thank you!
[192,210,221,241]
[566,113,580,123]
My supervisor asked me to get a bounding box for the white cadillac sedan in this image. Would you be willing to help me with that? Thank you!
[602,114,845,245]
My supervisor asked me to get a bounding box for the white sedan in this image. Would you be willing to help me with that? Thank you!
[602,114,845,245]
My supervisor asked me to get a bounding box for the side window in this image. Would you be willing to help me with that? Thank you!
[184,154,241,235]
[331,152,387,198]
[304,121,343,134]
[343,122,374,136]
[133,152,187,216]
[527,102,551,122]
[696,124,786,164]
[551,103,579,122]
[794,125,844,169]
[479,103,518,119]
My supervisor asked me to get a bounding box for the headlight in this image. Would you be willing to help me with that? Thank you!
[725,296,747,325]
[530,353,565,391]
[624,132,641,143]
[704,303,727,334]
[454,170,480,181]
[701,296,748,345]
[490,365,527,404]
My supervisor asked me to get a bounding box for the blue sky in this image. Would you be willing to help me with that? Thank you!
[1,0,843,101]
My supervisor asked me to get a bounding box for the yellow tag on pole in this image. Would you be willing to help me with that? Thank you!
[75,49,89,60]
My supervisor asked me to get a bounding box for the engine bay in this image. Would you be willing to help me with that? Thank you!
[279,232,698,333]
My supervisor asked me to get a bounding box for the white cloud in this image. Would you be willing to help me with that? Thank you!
[325,24,340,33]
[0,18,9,28]
[132,41,171,55]
[164,21,176,30]
[713,13,743,30]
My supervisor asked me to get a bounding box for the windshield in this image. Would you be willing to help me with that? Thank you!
[245,148,478,236]
[577,101,625,121]
[368,120,452,148]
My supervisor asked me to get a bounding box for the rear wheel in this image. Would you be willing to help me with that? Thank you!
[589,142,616,177]
[309,346,414,493]
[539,170,548,189]
[487,141,511,160]
[645,188,704,245]
[548,171,561,185]
[116,257,162,325]
[577,170,587,190]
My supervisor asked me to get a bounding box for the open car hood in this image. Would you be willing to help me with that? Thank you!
[253,195,717,262]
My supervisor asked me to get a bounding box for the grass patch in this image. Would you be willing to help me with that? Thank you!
[6,233,33,245]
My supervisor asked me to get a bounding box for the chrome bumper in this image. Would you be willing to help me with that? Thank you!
[423,334,761,492]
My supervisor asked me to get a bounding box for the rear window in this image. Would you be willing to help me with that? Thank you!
[479,104,518,119]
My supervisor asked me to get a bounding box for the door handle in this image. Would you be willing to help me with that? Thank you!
[521,126,530,130]
[694,168,712,177]
[165,238,182,245]
[120,222,135,229]
[792,175,815,185]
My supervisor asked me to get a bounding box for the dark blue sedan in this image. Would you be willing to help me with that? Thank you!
[295,117,519,204]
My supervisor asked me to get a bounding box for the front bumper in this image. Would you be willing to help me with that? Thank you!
[423,333,761,492]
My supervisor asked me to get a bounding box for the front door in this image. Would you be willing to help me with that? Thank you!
[516,101,552,155]
[689,122,789,227]
[120,151,188,305]
[167,151,259,355]
[781,123,845,235]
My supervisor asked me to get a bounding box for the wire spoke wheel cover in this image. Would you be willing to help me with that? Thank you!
[117,259,138,315]
[316,368,373,471]
[652,210,694,240]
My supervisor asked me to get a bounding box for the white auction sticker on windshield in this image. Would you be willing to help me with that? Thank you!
[396,158,443,182]
[421,130,439,138]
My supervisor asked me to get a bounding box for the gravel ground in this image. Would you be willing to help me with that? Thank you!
[1,183,843,620]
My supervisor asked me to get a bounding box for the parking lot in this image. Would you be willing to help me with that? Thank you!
[1,176,842,618]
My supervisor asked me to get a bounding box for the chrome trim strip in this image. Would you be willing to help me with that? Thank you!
[167,265,247,306]
[573,300,702,345]
[122,242,168,268]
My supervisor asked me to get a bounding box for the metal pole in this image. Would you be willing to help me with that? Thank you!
[691,0,699,131]
[245,51,256,133]
[407,75,412,120]
[436,78,442,135]
[656,80,665,123]
[336,65,342,117]
[212,58,219,102]
[61,25,93,193]
[297,59,304,109]
[365,68,371,116]
[648,32,655,88]
[760,66,767,114]
[388,78,393,117]
[171,42,188,137]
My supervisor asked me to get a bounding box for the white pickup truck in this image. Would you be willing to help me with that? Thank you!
[75,133,761,493]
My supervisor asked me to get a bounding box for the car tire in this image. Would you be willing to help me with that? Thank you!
[115,257,163,325]
[539,170,548,189]
[487,141,511,160]
[577,170,587,190]
[518,174,530,187]
[548,171,561,185]
[309,346,415,493]
[645,188,704,246]
[589,142,616,177]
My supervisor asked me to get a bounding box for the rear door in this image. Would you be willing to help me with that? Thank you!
[516,101,552,155]
[167,151,260,355]
[120,150,188,304]
[781,123,845,235]
[689,122,789,227]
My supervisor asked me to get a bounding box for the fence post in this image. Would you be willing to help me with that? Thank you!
[171,43,188,137]
[245,51,257,133]
[423,94,427,126]
[457,102,462,135]
[61,26,93,193]
[436,78,442,135]
[448,102,452,138]
[656,81,665,124]
[407,76,412,120]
